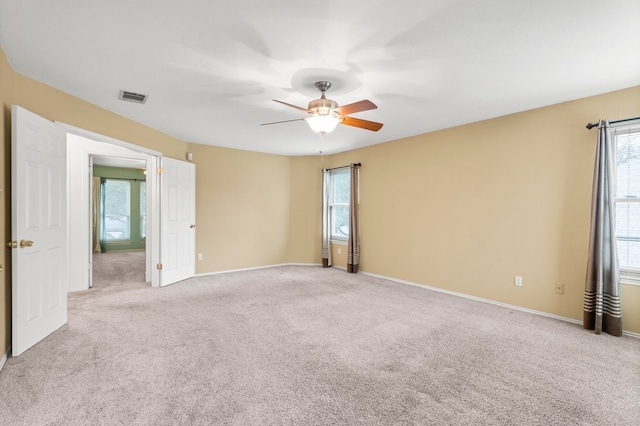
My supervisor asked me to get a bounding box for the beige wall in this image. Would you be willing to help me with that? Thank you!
[326,86,640,334]
[188,143,293,273]
[287,156,324,263]
[2,41,640,362]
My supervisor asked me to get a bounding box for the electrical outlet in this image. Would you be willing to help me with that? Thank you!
[514,276,523,287]
[555,283,564,294]
[197,253,203,261]
[338,248,342,255]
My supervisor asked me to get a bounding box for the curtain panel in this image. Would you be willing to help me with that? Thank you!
[584,120,622,336]
[322,169,332,268]
[347,163,360,273]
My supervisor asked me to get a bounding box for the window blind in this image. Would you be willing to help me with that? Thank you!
[614,125,640,281]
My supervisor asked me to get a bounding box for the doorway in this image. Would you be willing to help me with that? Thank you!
[65,125,161,291]
[90,156,148,290]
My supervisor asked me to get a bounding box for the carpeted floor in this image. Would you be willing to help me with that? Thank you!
[0,261,638,425]
[91,250,147,292]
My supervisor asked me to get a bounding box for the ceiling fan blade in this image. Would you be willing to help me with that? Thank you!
[273,99,311,113]
[335,99,377,116]
[260,118,306,126]
[340,116,383,132]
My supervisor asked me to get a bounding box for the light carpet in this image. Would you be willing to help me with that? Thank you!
[0,257,638,425]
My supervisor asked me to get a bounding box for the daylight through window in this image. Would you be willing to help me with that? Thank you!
[103,180,131,241]
[329,168,350,240]
[614,124,640,283]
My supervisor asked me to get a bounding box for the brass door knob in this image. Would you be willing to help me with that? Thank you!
[19,240,33,248]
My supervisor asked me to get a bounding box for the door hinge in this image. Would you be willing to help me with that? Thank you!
[157,167,163,175]
[156,263,163,270]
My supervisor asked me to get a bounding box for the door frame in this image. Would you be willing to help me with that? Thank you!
[60,122,162,290]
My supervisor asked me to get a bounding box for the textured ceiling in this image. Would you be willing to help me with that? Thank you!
[1,0,639,156]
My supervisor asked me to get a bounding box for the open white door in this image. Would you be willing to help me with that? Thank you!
[11,105,68,356]
[159,157,195,286]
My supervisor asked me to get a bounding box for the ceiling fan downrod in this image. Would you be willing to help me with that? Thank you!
[309,81,337,114]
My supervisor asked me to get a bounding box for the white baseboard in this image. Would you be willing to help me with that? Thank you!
[361,270,639,339]
[0,346,10,373]
[623,330,640,338]
[194,263,322,277]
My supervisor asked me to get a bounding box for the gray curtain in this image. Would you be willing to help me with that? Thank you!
[347,163,360,273]
[322,169,332,268]
[584,119,622,336]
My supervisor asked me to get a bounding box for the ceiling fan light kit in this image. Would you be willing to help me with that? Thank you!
[306,114,341,134]
[261,80,383,134]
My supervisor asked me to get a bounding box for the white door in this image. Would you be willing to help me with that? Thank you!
[160,157,195,286]
[11,105,68,356]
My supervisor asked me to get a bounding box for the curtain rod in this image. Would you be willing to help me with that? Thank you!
[586,117,640,129]
[323,163,361,172]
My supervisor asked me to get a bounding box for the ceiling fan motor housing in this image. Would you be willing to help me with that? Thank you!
[308,97,339,116]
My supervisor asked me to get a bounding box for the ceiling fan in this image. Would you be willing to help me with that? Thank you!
[261,81,383,134]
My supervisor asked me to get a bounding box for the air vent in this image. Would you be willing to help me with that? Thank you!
[119,90,148,104]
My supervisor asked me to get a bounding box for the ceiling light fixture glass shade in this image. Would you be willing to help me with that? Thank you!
[306,114,340,134]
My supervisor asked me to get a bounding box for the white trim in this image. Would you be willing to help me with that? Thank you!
[64,127,161,289]
[611,118,640,130]
[0,346,10,372]
[56,122,161,156]
[360,270,640,338]
[193,263,322,277]
[620,277,640,287]
[361,270,581,324]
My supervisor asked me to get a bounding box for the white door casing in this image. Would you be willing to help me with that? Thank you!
[88,155,94,289]
[65,130,160,290]
[160,157,195,286]
[11,105,68,356]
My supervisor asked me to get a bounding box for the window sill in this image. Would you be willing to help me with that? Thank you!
[620,277,640,287]
[330,239,347,245]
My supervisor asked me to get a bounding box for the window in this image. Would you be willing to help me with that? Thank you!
[614,124,640,283]
[329,168,350,240]
[103,180,131,241]
[140,181,146,240]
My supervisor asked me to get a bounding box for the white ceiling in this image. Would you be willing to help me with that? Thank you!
[1,0,639,156]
